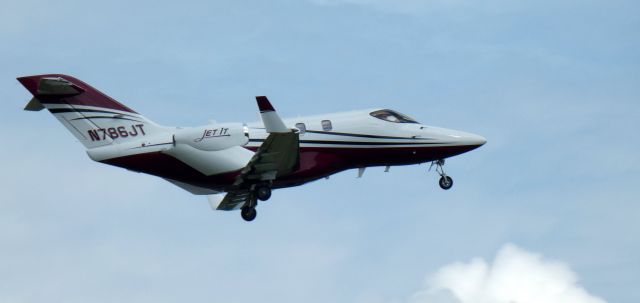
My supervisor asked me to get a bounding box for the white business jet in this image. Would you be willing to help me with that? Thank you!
[18,74,486,221]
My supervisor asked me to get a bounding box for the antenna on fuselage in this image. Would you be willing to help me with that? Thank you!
[357,167,366,178]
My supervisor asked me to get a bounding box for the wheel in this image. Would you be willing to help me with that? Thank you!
[256,186,272,201]
[439,176,453,190]
[241,207,257,221]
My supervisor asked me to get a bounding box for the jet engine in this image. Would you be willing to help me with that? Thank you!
[173,123,249,151]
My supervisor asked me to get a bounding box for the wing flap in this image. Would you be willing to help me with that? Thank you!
[37,77,85,96]
[243,132,299,180]
[215,132,299,211]
[217,190,253,211]
[253,163,279,172]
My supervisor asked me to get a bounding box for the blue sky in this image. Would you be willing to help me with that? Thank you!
[1,0,638,302]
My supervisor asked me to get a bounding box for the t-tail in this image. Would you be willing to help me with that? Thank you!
[17,74,166,149]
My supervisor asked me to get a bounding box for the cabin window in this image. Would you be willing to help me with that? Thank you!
[369,109,419,124]
[321,120,332,131]
[295,122,306,134]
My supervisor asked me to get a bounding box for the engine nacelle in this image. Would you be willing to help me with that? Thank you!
[174,123,249,151]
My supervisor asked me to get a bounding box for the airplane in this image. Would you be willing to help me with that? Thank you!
[17,74,486,222]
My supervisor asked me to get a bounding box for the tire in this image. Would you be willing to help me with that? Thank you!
[241,207,257,221]
[256,186,272,201]
[439,176,453,190]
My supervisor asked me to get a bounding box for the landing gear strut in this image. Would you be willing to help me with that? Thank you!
[430,159,453,190]
[241,189,259,222]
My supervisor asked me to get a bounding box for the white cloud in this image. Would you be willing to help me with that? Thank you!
[409,244,607,303]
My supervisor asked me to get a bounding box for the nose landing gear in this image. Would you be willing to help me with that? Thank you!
[439,175,453,190]
[430,159,453,190]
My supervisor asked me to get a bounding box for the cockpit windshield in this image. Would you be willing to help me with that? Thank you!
[369,109,419,124]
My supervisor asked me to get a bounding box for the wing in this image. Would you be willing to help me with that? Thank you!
[216,131,300,210]
[216,97,300,211]
[216,190,254,211]
[164,178,221,195]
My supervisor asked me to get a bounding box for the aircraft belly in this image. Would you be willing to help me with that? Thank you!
[308,144,479,166]
[271,144,482,188]
[164,144,253,176]
[101,152,241,190]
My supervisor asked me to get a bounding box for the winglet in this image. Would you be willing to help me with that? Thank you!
[256,96,275,112]
[256,96,289,133]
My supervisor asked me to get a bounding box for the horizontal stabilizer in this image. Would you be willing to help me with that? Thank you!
[24,97,45,111]
[36,77,85,96]
[20,77,84,111]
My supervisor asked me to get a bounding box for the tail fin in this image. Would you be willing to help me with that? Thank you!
[17,74,166,149]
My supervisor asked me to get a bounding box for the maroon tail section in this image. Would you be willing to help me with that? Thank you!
[16,74,138,114]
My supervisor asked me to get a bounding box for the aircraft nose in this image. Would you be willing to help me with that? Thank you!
[465,133,487,146]
[446,131,487,147]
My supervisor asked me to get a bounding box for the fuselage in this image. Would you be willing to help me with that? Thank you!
[101,108,485,191]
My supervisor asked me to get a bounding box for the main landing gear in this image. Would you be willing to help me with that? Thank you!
[241,205,257,222]
[256,185,272,201]
[430,159,453,190]
[240,183,273,222]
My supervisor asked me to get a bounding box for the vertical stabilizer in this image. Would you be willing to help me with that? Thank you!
[17,74,166,149]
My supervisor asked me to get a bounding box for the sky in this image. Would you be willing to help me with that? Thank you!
[1,0,639,302]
